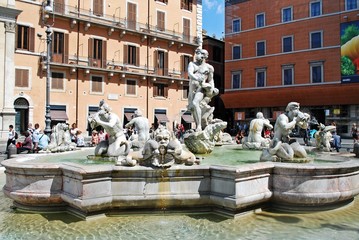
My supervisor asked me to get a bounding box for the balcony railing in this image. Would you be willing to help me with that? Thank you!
[41,53,189,80]
[50,2,200,45]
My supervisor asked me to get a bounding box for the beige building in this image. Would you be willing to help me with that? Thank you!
[0,0,21,139]
[0,0,202,139]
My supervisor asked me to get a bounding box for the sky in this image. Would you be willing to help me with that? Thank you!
[202,0,225,39]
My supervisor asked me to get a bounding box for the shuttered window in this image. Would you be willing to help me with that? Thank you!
[182,85,189,99]
[51,72,64,90]
[157,11,165,31]
[126,80,136,95]
[16,25,34,51]
[93,0,103,16]
[183,18,190,42]
[15,68,29,88]
[91,76,103,93]
[127,2,137,30]
[124,45,139,66]
[181,0,193,11]
[153,83,168,98]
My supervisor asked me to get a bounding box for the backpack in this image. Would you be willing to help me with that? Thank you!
[14,132,18,140]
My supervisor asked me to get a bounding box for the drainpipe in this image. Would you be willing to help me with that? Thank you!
[75,0,80,126]
[146,0,150,118]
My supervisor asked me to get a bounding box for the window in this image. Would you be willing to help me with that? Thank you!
[256,13,265,28]
[89,38,106,67]
[181,55,191,78]
[181,0,193,11]
[311,63,323,83]
[124,45,139,66]
[183,18,190,42]
[182,85,189,99]
[346,0,358,10]
[282,66,294,85]
[157,11,165,31]
[51,72,64,90]
[155,50,168,75]
[232,72,241,89]
[93,0,103,16]
[233,45,241,60]
[52,32,69,63]
[282,7,292,22]
[256,41,265,56]
[282,36,293,52]
[16,25,34,51]
[15,68,29,88]
[91,75,103,93]
[157,0,168,4]
[126,79,137,95]
[213,46,221,62]
[310,1,321,17]
[310,31,322,48]
[153,83,168,97]
[256,69,266,87]
[54,0,65,14]
[232,19,241,33]
[127,2,137,30]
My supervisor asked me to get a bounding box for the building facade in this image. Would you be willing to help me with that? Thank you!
[0,0,203,139]
[222,0,359,137]
[202,34,229,123]
[0,0,21,140]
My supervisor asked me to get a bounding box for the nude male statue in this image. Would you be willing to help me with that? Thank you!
[187,49,219,131]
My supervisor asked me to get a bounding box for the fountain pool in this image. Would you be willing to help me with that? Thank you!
[2,145,359,220]
[1,168,359,239]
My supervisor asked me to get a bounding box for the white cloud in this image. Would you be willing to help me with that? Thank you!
[216,4,224,15]
[204,0,217,10]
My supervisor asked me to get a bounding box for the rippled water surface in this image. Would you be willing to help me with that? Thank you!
[1,170,359,240]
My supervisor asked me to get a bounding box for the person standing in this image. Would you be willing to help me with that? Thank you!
[70,123,78,143]
[7,125,17,149]
[32,123,41,152]
[351,123,358,143]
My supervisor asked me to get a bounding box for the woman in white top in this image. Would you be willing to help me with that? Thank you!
[7,124,16,148]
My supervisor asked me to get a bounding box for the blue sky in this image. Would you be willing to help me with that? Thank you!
[202,0,225,39]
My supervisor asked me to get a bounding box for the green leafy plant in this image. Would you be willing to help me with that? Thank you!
[341,24,359,45]
[341,56,356,76]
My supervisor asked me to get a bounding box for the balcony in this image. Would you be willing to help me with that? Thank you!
[48,2,200,46]
[41,54,189,82]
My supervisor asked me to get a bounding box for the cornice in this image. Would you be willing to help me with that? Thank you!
[0,6,22,21]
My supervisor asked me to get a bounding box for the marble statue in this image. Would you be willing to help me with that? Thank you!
[314,123,336,152]
[125,110,150,148]
[187,49,219,131]
[46,123,77,152]
[260,102,310,162]
[184,121,227,154]
[122,125,199,167]
[243,112,273,149]
[88,100,128,160]
[184,49,227,153]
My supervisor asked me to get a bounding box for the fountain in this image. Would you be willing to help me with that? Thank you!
[2,50,359,226]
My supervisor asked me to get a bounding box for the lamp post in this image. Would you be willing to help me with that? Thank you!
[44,25,52,137]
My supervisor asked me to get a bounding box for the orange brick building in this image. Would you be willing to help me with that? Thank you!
[222,0,359,136]
[0,0,203,139]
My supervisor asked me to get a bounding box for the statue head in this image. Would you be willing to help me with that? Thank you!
[134,110,142,117]
[256,112,264,119]
[153,125,171,147]
[285,102,300,112]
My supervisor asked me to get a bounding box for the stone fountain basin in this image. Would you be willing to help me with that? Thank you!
[2,150,359,218]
